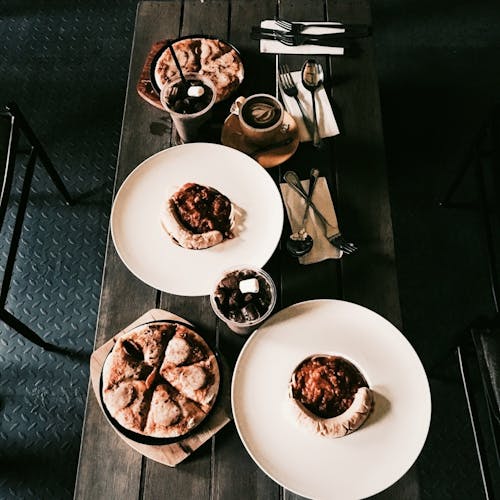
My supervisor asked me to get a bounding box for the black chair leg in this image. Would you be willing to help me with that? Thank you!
[0,103,73,351]
[6,101,73,205]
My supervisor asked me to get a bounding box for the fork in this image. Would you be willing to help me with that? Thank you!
[283,170,358,255]
[275,18,371,35]
[252,30,350,47]
[278,64,315,140]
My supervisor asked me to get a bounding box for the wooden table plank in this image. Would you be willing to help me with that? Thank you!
[74,2,182,499]
[327,0,403,328]
[210,3,284,499]
[142,2,237,499]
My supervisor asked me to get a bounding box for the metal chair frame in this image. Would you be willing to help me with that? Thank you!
[0,102,72,350]
[440,105,500,499]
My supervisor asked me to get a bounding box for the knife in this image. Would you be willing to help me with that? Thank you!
[250,31,352,48]
[251,26,369,41]
[274,20,371,32]
[291,22,369,30]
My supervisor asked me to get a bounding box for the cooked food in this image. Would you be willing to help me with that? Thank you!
[101,321,220,439]
[212,268,274,324]
[144,384,207,438]
[161,357,219,412]
[288,355,373,438]
[160,182,234,250]
[154,37,244,102]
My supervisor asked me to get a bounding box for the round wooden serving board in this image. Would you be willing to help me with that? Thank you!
[90,308,231,467]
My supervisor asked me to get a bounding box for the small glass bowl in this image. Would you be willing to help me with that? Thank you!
[210,265,277,335]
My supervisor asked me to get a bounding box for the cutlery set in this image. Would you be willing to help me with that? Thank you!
[283,170,358,256]
[258,18,363,257]
[251,19,371,47]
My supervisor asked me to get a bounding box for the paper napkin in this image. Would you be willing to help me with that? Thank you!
[280,176,342,264]
[260,20,345,55]
[279,70,339,142]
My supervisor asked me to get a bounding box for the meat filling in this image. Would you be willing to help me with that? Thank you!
[291,356,368,419]
[172,183,232,237]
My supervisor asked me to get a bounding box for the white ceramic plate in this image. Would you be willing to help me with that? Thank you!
[232,299,431,500]
[110,143,283,296]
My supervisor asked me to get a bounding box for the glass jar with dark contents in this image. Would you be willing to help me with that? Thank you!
[210,266,277,335]
[160,73,217,143]
[166,80,214,114]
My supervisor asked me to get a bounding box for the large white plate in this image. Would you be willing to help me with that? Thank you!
[111,143,283,296]
[232,300,431,500]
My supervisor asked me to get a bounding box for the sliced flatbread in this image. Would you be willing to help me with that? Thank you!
[103,380,152,434]
[101,320,220,439]
[144,383,207,438]
[162,324,211,366]
[101,322,174,389]
[161,354,220,412]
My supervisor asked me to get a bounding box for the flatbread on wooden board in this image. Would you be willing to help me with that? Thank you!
[101,321,220,439]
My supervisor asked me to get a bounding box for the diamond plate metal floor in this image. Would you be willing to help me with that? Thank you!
[0,1,137,498]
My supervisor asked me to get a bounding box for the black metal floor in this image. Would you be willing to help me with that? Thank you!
[0,1,137,498]
[1,1,499,499]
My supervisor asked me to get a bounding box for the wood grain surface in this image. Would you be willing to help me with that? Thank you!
[74,1,414,499]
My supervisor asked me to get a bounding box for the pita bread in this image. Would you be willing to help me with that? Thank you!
[161,354,220,412]
[154,37,243,102]
[101,321,220,439]
[144,384,207,438]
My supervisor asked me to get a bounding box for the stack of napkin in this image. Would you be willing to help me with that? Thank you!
[280,176,342,265]
[260,20,345,55]
[279,70,339,142]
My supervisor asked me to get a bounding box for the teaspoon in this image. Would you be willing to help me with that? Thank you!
[285,168,320,257]
[301,59,324,148]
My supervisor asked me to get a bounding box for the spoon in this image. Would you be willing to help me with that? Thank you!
[285,168,320,257]
[301,59,324,148]
[168,43,205,97]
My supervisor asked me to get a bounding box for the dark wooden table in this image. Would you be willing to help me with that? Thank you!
[74,1,420,498]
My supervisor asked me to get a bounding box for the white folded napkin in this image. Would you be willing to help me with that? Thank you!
[260,20,345,55]
[279,70,339,142]
[280,176,342,264]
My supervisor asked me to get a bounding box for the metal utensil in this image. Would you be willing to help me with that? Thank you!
[301,59,323,148]
[274,18,371,35]
[252,26,361,41]
[286,168,320,257]
[283,170,358,255]
[278,64,315,140]
[250,29,351,47]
